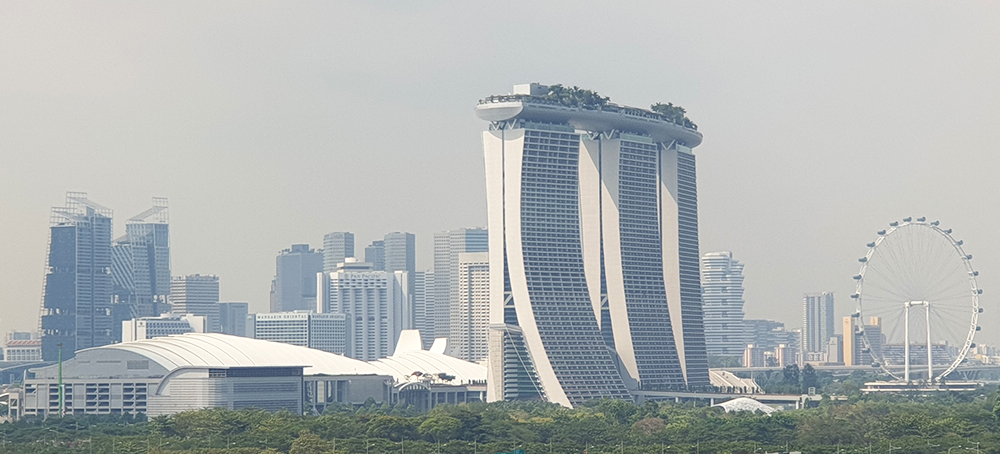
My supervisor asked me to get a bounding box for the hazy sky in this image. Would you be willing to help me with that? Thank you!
[2,2,999,343]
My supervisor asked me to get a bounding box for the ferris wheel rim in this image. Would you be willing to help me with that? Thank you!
[853,219,981,382]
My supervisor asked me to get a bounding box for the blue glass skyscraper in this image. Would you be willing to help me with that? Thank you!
[40,192,115,360]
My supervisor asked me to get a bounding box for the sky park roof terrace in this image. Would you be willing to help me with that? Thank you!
[475,83,703,148]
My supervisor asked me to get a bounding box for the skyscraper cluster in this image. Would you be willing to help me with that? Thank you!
[37,192,252,360]
[260,229,489,362]
[40,193,180,360]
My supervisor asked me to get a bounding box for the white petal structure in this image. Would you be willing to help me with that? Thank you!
[714,397,777,414]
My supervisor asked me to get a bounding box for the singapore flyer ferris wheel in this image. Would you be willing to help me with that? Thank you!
[852,217,982,383]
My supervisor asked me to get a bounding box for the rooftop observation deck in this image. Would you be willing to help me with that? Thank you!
[476,93,703,148]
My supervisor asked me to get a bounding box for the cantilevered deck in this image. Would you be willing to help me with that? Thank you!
[475,94,703,147]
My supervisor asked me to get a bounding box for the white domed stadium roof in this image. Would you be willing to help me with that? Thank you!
[85,331,487,385]
[93,333,384,376]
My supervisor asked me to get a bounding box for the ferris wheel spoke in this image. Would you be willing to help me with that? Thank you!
[877,244,921,297]
[882,309,907,345]
[871,243,913,292]
[861,273,915,302]
[926,293,974,307]
[921,262,969,299]
[930,310,964,347]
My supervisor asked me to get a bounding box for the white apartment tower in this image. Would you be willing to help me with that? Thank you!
[122,313,206,342]
[168,275,221,332]
[477,83,709,407]
[700,252,747,358]
[317,259,410,360]
[451,252,490,362]
[803,292,835,354]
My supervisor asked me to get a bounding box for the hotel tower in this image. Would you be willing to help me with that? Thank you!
[478,83,709,407]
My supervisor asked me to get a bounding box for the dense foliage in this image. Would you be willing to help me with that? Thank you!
[649,103,696,129]
[2,391,999,454]
[541,85,611,109]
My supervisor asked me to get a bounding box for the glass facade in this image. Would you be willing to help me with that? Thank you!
[616,136,684,389]
[323,232,355,273]
[675,149,710,388]
[40,194,115,360]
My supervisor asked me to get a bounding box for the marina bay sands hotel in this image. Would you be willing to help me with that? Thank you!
[477,83,710,407]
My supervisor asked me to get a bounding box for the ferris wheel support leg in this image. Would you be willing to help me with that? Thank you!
[904,304,910,383]
[926,303,933,383]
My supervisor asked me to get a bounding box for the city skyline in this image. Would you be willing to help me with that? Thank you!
[2,2,999,345]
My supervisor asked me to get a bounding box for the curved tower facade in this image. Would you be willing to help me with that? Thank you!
[480,84,710,407]
[700,251,746,359]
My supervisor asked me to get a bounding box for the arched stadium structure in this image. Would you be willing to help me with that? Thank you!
[15,331,485,418]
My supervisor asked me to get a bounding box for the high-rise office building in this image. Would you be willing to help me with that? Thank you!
[700,251,746,358]
[318,259,409,360]
[40,192,115,360]
[843,316,882,366]
[451,252,490,362]
[218,302,249,336]
[385,232,417,323]
[412,270,435,349]
[251,311,348,355]
[110,199,171,342]
[802,292,835,354]
[365,240,385,271]
[478,83,708,406]
[168,275,220,332]
[323,232,355,273]
[433,228,488,342]
[274,244,324,312]
[384,232,415,278]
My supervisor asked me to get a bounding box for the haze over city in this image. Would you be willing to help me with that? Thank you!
[2,0,999,344]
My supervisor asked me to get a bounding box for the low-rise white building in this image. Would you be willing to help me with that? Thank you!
[122,313,206,342]
[14,330,485,418]
[251,311,347,355]
[4,332,41,361]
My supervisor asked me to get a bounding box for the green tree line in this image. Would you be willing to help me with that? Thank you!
[2,391,999,454]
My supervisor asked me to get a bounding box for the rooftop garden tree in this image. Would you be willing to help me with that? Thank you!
[651,102,697,129]
[542,84,610,109]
